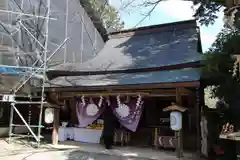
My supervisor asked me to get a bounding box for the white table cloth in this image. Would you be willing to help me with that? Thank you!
[59,127,74,142]
[58,127,103,143]
[73,128,103,144]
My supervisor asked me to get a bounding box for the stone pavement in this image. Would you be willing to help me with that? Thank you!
[49,141,198,160]
[0,139,202,160]
[0,149,198,160]
[0,150,146,160]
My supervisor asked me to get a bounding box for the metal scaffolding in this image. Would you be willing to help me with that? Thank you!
[0,0,69,147]
[0,0,106,147]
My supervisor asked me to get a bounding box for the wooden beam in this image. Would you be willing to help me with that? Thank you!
[178,88,194,95]
[52,108,60,145]
[46,87,195,101]
[47,92,64,106]
[47,61,201,80]
[59,89,176,96]
[75,92,149,97]
[40,81,200,93]
[36,104,60,109]
[55,92,191,99]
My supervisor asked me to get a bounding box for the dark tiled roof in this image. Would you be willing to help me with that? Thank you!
[52,20,202,72]
[46,68,200,87]
[47,20,202,88]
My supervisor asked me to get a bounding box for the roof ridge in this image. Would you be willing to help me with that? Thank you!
[108,19,197,39]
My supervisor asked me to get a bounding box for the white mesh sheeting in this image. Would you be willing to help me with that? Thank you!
[0,0,105,69]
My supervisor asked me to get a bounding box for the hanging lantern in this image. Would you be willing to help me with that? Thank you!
[170,111,182,131]
[44,108,54,124]
[163,103,187,131]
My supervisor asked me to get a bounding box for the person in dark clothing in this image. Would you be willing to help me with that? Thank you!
[103,106,116,149]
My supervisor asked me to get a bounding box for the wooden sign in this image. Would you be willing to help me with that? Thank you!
[2,94,15,102]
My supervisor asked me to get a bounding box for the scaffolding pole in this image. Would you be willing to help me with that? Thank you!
[64,0,69,63]
[38,0,50,147]
[6,37,69,146]
[0,9,57,20]
[13,38,69,94]
[0,0,68,147]
[7,37,69,147]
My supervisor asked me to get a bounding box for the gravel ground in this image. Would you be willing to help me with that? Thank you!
[0,139,197,160]
[0,150,155,160]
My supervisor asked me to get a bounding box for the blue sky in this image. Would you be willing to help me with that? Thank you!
[109,0,224,52]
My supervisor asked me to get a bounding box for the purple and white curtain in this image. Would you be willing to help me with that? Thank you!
[76,95,144,132]
[111,95,144,132]
[76,96,105,127]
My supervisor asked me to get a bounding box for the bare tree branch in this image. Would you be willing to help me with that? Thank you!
[140,0,163,7]
[119,0,138,10]
[130,0,226,26]
[133,1,160,28]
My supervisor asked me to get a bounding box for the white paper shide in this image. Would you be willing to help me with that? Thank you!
[116,95,130,118]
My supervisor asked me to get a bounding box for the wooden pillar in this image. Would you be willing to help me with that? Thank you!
[52,108,60,145]
[196,88,201,157]
[70,99,77,124]
[154,128,158,148]
[176,88,183,158]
